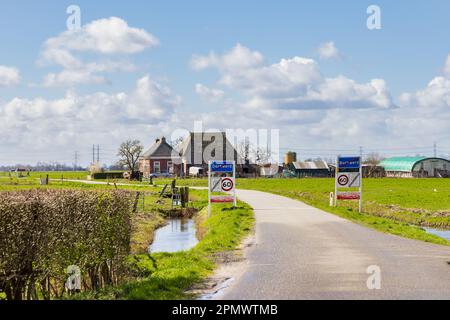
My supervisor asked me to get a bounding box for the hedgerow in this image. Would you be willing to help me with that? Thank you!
[0,189,135,300]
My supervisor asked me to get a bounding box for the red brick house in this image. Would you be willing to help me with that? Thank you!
[139,137,181,177]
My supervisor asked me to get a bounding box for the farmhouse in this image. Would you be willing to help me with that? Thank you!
[290,160,330,178]
[178,132,239,176]
[380,157,450,178]
[139,137,181,177]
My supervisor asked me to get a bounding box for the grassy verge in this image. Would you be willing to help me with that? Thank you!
[235,178,450,246]
[131,212,166,254]
[74,202,254,300]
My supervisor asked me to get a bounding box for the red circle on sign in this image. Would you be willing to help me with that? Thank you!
[338,175,349,186]
[221,178,234,192]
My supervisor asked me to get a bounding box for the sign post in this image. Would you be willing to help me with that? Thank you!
[208,161,236,217]
[335,156,362,212]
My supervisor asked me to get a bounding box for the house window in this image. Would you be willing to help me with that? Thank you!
[154,161,161,173]
[168,161,173,174]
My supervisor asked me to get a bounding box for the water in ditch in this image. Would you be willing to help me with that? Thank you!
[423,227,450,241]
[149,218,199,253]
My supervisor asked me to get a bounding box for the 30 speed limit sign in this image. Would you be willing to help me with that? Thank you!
[221,177,234,192]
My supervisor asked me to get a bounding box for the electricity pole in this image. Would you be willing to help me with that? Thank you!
[74,151,78,171]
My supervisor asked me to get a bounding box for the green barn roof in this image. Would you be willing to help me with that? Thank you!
[379,156,427,172]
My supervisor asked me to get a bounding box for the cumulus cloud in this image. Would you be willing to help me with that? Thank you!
[317,41,340,60]
[191,43,264,71]
[0,75,180,161]
[38,17,158,87]
[44,17,159,55]
[195,84,225,102]
[399,76,450,110]
[192,43,395,110]
[0,66,20,87]
[42,60,136,87]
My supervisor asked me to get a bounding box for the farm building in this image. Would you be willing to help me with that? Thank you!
[178,132,240,176]
[380,157,450,178]
[139,137,181,177]
[290,160,330,178]
[260,164,283,177]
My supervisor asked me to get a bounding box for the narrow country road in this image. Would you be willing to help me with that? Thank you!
[221,189,450,300]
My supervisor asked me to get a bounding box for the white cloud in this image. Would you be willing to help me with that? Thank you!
[38,17,158,87]
[42,60,136,87]
[186,45,450,157]
[192,43,395,110]
[195,84,225,102]
[399,76,450,110]
[0,75,180,162]
[317,41,340,60]
[44,17,159,55]
[0,65,20,87]
[191,43,264,71]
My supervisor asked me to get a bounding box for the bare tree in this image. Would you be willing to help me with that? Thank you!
[237,139,252,164]
[364,152,383,166]
[255,147,272,165]
[117,140,143,171]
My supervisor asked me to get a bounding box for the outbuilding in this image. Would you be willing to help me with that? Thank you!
[290,160,330,178]
[380,157,450,178]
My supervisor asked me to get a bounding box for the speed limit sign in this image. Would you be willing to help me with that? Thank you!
[208,161,237,216]
[221,177,234,192]
[337,174,349,186]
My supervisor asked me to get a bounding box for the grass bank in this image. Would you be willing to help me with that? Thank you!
[75,202,254,300]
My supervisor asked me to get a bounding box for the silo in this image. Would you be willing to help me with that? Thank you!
[284,152,297,166]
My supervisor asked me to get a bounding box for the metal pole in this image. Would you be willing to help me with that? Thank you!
[359,155,363,213]
[233,160,237,207]
[334,156,339,207]
[208,161,211,217]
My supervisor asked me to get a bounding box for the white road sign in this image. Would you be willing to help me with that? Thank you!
[210,177,222,192]
[337,172,361,188]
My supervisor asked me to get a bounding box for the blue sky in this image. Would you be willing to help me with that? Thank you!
[0,1,449,165]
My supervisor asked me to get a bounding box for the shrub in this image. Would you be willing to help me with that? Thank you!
[0,189,135,300]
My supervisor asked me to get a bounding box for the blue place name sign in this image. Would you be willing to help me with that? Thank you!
[210,161,234,173]
[338,156,361,169]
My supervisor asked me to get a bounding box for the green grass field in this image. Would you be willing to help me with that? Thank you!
[145,177,450,245]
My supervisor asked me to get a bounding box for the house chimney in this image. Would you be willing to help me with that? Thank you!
[161,137,166,143]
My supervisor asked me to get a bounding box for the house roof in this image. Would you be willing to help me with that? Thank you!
[293,160,329,170]
[179,132,239,165]
[379,157,427,172]
[141,137,179,159]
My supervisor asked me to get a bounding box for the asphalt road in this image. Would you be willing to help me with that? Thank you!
[221,189,450,300]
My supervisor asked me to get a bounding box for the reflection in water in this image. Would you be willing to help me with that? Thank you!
[424,227,450,241]
[149,218,198,253]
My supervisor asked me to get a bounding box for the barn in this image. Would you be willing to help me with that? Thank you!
[290,160,330,178]
[380,157,450,178]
